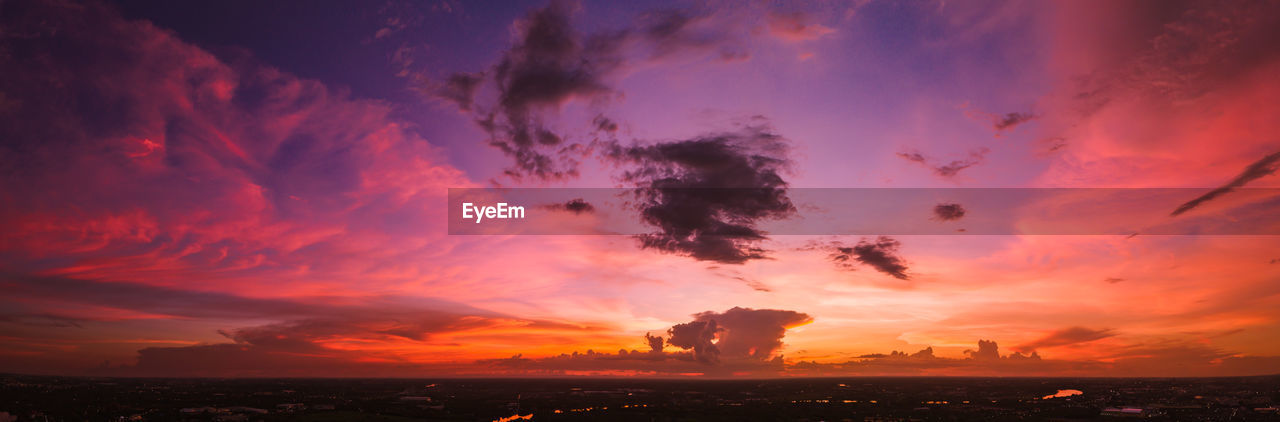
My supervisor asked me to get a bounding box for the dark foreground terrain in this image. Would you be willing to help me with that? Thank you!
[1,374,1278,421]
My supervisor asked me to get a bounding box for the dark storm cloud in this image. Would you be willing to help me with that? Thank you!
[666,319,721,364]
[689,307,811,361]
[932,203,966,221]
[1013,327,1115,353]
[606,123,795,264]
[621,307,815,366]
[434,1,748,181]
[1171,151,1280,216]
[543,198,595,214]
[644,332,665,353]
[964,339,1001,360]
[897,148,988,178]
[828,237,910,280]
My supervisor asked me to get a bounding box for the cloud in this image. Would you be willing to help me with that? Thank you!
[0,0,471,295]
[432,2,748,181]
[992,111,1037,132]
[789,340,1064,377]
[828,237,910,280]
[429,72,484,111]
[662,307,814,365]
[961,104,1038,136]
[932,203,967,221]
[964,339,1002,360]
[1061,1,1280,114]
[0,0,630,377]
[688,307,811,360]
[666,319,721,364]
[1013,327,1115,353]
[543,198,595,214]
[766,11,835,42]
[1041,1,1280,190]
[477,306,811,376]
[859,347,934,359]
[1,275,587,343]
[643,332,664,353]
[738,277,773,292]
[795,339,1280,377]
[103,302,610,377]
[708,266,774,292]
[606,122,795,264]
[0,314,84,328]
[2,275,334,322]
[591,114,618,133]
[638,9,742,59]
[121,313,533,377]
[897,148,989,178]
[464,0,626,181]
[1171,150,1280,216]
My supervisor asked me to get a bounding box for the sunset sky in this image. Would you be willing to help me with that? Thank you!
[2,0,1279,378]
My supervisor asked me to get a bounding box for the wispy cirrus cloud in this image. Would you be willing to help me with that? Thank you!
[766,11,835,42]
[897,148,989,179]
[1171,151,1280,216]
[0,0,476,297]
[1013,327,1115,353]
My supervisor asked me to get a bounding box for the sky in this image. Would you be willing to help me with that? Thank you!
[1,0,1279,378]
